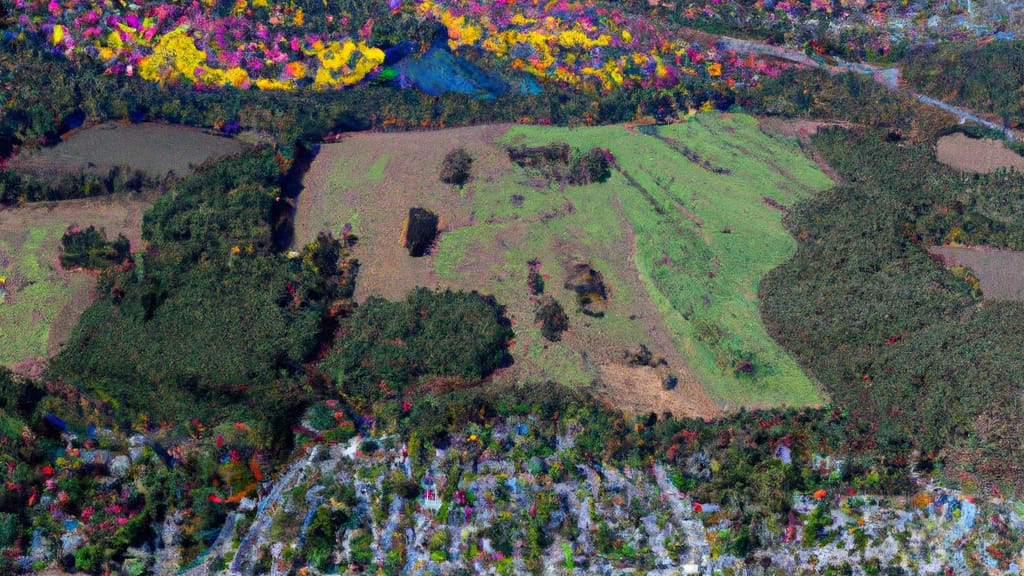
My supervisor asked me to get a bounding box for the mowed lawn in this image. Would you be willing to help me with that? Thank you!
[0,194,154,369]
[296,114,833,414]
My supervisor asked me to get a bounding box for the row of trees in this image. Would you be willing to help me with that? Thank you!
[0,32,768,179]
[0,165,157,206]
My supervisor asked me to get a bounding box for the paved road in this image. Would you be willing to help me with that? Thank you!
[914,93,1017,140]
[714,35,1019,141]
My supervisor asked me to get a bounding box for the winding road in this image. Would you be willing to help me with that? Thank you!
[712,33,1020,141]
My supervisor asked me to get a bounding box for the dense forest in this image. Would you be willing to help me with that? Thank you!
[49,149,349,442]
[761,126,1024,495]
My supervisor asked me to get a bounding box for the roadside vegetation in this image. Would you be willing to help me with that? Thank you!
[902,41,1024,131]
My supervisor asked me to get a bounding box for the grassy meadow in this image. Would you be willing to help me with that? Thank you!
[0,194,153,368]
[296,113,833,413]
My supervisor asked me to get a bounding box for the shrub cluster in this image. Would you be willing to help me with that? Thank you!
[59,225,130,270]
[508,143,611,185]
[319,287,514,407]
[0,166,157,206]
[534,296,569,342]
[440,147,473,187]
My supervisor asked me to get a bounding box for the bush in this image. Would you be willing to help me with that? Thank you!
[0,368,44,419]
[349,530,374,566]
[0,513,19,548]
[535,296,568,342]
[440,147,473,186]
[319,287,514,406]
[60,225,131,270]
[303,506,347,570]
[74,544,103,574]
[526,261,544,295]
[570,147,612,184]
[564,263,608,317]
[403,207,439,257]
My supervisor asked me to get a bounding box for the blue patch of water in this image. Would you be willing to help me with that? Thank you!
[390,45,542,99]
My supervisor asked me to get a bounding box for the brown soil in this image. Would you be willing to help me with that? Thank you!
[1,193,153,254]
[9,122,245,176]
[609,199,721,417]
[929,245,1024,301]
[935,133,1024,174]
[757,118,853,183]
[757,118,848,138]
[599,364,714,418]
[296,124,511,302]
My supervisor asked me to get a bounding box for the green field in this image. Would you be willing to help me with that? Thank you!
[0,226,71,365]
[498,115,833,407]
[0,195,153,368]
[298,114,833,412]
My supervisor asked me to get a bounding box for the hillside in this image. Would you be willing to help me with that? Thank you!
[8,0,1024,572]
[295,113,834,415]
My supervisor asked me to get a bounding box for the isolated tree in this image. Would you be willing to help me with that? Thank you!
[527,260,545,295]
[535,296,569,341]
[440,147,473,186]
[403,207,439,257]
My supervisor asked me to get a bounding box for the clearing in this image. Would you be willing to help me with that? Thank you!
[935,133,1024,173]
[296,114,833,415]
[929,245,1024,301]
[8,122,245,176]
[0,193,155,372]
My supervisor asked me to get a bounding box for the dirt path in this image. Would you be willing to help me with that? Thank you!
[607,197,722,418]
[758,118,852,183]
[914,93,1020,141]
